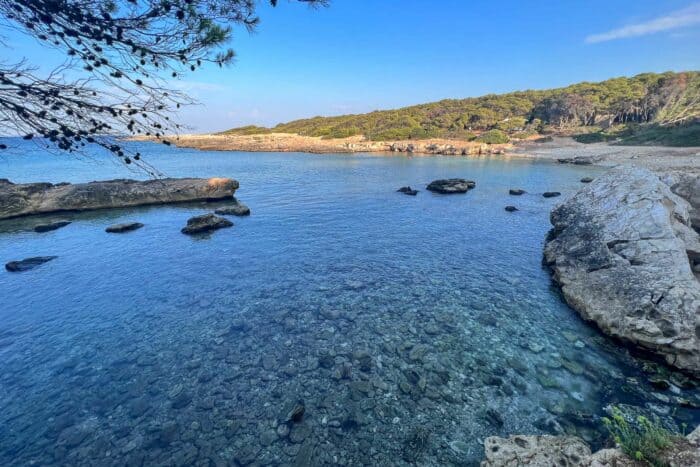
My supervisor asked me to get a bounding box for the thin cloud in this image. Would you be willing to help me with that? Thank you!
[585,3,700,43]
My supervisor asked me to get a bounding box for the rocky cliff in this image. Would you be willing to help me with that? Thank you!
[544,167,700,376]
[0,177,238,219]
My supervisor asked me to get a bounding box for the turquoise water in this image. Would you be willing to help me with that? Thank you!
[0,140,697,466]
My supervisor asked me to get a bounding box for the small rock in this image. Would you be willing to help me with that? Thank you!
[171,391,192,409]
[543,192,561,198]
[214,203,250,216]
[505,205,518,212]
[509,189,526,195]
[528,342,544,353]
[580,177,594,183]
[397,186,419,196]
[426,178,476,194]
[106,222,144,233]
[5,256,57,272]
[485,409,504,428]
[34,221,71,233]
[181,213,233,235]
[284,401,305,423]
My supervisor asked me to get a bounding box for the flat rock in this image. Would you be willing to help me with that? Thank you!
[0,177,238,219]
[181,214,233,235]
[34,221,71,232]
[106,222,144,233]
[397,186,419,196]
[214,202,250,216]
[481,435,591,466]
[6,256,57,272]
[542,191,561,198]
[509,189,526,195]
[557,156,601,165]
[426,179,475,194]
[544,167,700,375]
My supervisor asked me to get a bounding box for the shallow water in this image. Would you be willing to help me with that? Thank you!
[0,140,698,466]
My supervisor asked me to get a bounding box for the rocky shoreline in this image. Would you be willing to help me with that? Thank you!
[132,132,511,156]
[0,177,238,220]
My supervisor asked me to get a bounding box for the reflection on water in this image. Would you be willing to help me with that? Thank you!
[0,140,697,466]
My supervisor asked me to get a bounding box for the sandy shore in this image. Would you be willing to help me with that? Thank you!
[511,136,700,174]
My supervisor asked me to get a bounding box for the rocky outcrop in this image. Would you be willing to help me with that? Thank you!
[544,167,700,375]
[426,179,476,194]
[482,426,700,467]
[0,177,238,220]
[664,171,700,233]
[181,214,233,235]
[5,256,57,272]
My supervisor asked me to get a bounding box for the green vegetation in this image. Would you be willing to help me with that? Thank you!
[602,407,680,467]
[222,72,700,146]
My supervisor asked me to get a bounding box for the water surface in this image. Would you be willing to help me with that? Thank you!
[0,140,697,466]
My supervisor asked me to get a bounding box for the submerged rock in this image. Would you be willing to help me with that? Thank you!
[397,186,419,196]
[505,206,518,212]
[580,177,594,183]
[5,256,57,272]
[509,189,526,195]
[426,179,475,194]
[481,435,592,466]
[105,222,144,233]
[181,214,233,235]
[542,191,561,198]
[0,177,238,219]
[214,201,250,216]
[544,167,700,375]
[34,221,71,233]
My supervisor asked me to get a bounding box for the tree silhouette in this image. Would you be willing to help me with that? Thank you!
[0,0,326,173]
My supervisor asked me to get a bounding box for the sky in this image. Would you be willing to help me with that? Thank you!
[5,0,700,132]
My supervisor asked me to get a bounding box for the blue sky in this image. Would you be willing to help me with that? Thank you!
[6,0,700,132]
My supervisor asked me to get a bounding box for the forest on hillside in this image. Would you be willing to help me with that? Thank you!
[223,72,700,146]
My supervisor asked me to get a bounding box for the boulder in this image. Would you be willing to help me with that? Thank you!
[580,177,594,183]
[481,435,591,466]
[6,256,58,272]
[105,222,144,233]
[509,189,526,195]
[214,202,251,216]
[543,192,561,198]
[544,167,700,375]
[397,186,419,196]
[0,177,238,219]
[34,221,71,233]
[426,179,476,194]
[505,206,518,212]
[181,214,233,235]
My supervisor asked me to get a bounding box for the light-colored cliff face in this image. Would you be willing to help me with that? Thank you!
[135,132,512,156]
[0,177,238,219]
[544,167,700,375]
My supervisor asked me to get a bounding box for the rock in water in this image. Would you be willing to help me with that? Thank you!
[6,256,58,272]
[542,192,561,198]
[34,221,71,233]
[426,179,476,194]
[580,177,593,183]
[544,167,700,376]
[214,202,251,216]
[181,214,233,235]
[105,222,144,233]
[0,177,238,219]
[509,189,526,195]
[505,206,518,212]
[397,186,419,196]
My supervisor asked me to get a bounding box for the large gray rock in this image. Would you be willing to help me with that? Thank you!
[426,179,476,194]
[181,214,233,235]
[664,171,700,233]
[0,177,238,219]
[544,167,700,375]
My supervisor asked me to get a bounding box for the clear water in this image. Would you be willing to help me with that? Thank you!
[0,139,697,466]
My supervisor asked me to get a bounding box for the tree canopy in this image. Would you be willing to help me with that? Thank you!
[0,0,326,172]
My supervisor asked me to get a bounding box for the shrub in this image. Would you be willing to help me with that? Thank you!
[602,407,678,467]
[475,129,509,144]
